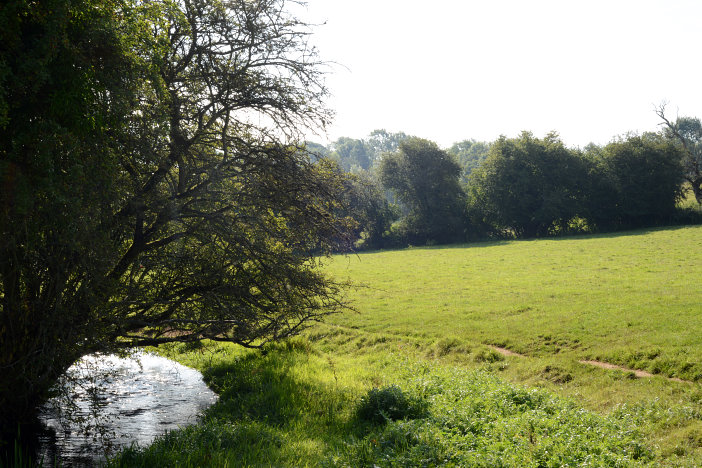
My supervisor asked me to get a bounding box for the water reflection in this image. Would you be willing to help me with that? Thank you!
[39,351,218,466]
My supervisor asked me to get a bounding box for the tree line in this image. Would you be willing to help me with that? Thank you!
[315,113,702,250]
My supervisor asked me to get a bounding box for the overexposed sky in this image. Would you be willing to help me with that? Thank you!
[298,0,702,148]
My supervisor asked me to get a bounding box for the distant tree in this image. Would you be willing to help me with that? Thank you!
[318,130,413,173]
[588,134,684,227]
[468,132,588,238]
[340,171,399,250]
[656,106,702,204]
[304,141,332,162]
[448,139,491,183]
[379,138,465,244]
[329,137,371,172]
[365,129,412,165]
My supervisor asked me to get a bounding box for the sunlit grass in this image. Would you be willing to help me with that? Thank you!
[109,225,702,466]
[324,226,702,382]
[109,340,657,467]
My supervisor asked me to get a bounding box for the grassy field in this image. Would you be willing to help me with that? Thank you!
[110,225,702,466]
[324,226,702,382]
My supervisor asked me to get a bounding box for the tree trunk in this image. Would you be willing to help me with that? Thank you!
[692,180,702,205]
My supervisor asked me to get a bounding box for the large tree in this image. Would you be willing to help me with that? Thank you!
[365,129,412,165]
[1,0,136,440]
[339,170,398,250]
[656,106,702,204]
[586,134,684,228]
[468,132,589,238]
[0,0,353,440]
[379,137,465,244]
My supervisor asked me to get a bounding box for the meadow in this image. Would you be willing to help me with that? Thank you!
[110,225,702,466]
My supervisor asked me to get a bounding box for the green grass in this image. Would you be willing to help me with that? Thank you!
[325,226,702,382]
[109,340,657,467]
[109,225,702,466]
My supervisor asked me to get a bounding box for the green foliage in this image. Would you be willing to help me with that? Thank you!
[107,227,702,464]
[355,385,429,424]
[346,370,652,467]
[468,132,589,238]
[0,0,354,440]
[468,131,686,238]
[324,130,412,173]
[0,0,137,441]
[473,348,505,363]
[380,137,466,244]
[658,106,702,204]
[108,344,656,467]
[304,141,332,162]
[114,419,283,468]
[365,129,413,164]
[448,139,491,183]
[337,170,399,250]
[586,134,684,228]
[329,137,372,172]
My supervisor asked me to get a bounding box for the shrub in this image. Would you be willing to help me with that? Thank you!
[355,385,429,424]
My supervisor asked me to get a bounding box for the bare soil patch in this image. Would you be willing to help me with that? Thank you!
[488,345,524,357]
[579,360,688,383]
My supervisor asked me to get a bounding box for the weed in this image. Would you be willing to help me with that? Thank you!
[106,226,702,466]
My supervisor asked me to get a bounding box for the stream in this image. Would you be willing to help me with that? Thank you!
[37,351,218,466]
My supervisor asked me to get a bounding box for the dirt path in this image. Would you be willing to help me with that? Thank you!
[322,324,692,384]
[579,360,688,383]
[488,345,524,357]
[485,344,690,383]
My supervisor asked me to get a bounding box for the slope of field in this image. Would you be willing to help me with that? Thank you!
[324,226,702,383]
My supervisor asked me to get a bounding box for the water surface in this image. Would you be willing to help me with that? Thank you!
[39,351,218,466]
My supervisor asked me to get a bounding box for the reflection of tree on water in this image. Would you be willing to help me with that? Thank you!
[36,352,217,467]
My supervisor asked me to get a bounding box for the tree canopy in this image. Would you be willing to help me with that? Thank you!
[468,131,686,238]
[0,0,353,440]
[657,106,702,204]
[468,132,589,238]
[329,137,372,172]
[379,138,465,244]
[448,139,491,183]
[586,134,684,228]
[324,130,413,173]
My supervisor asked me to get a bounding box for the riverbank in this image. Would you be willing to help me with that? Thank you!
[8,352,218,467]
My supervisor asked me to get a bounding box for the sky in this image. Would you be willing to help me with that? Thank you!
[297,0,702,149]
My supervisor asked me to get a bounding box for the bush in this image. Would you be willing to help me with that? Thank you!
[355,385,429,424]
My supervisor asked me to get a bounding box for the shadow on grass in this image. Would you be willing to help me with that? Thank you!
[202,346,335,426]
[352,222,702,256]
[108,342,355,467]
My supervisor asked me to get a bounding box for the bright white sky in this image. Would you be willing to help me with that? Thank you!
[298,0,702,149]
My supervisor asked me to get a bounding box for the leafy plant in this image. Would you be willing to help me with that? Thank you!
[355,385,429,424]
